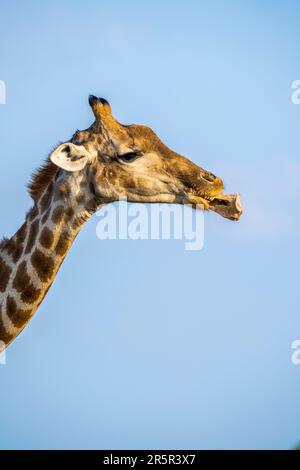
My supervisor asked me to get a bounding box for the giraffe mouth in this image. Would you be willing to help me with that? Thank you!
[179,168,242,220]
[206,193,243,220]
[187,193,243,220]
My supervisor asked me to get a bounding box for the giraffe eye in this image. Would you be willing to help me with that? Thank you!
[118,151,142,163]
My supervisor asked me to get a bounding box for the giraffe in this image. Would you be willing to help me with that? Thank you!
[0,96,243,351]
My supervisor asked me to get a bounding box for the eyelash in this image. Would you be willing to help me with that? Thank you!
[118,151,142,163]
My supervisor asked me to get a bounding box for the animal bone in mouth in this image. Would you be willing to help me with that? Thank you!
[207,193,243,220]
[187,193,243,220]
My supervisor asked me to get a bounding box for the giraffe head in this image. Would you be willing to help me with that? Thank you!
[49,96,243,220]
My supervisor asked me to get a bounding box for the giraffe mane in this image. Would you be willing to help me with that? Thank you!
[0,237,9,250]
[28,158,58,202]
[1,149,60,250]
[0,158,58,251]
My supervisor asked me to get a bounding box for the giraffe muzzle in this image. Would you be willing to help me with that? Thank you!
[167,156,243,220]
[186,192,243,220]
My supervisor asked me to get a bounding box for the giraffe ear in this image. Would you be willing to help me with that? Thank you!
[50,143,90,172]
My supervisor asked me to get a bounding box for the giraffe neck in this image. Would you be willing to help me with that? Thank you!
[0,167,99,351]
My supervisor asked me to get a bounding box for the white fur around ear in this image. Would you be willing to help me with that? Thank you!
[50,143,90,172]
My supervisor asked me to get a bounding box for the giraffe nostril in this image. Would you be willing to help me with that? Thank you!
[202,172,216,183]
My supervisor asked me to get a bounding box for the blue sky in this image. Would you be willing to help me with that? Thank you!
[0,0,300,450]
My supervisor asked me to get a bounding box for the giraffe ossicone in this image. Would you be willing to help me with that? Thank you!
[0,96,243,350]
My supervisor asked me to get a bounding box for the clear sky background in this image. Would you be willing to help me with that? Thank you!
[0,0,300,450]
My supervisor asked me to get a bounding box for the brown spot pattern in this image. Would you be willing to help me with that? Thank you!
[25,219,39,254]
[76,193,85,205]
[52,206,64,224]
[65,207,74,223]
[40,182,53,213]
[0,256,12,292]
[0,223,27,263]
[41,208,51,224]
[39,227,54,249]
[55,232,70,256]
[31,249,55,282]
[54,184,71,202]
[0,306,14,344]
[85,199,97,213]
[4,238,23,263]
[13,261,41,304]
[6,295,32,328]
[15,223,27,245]
[27,206,39,222]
